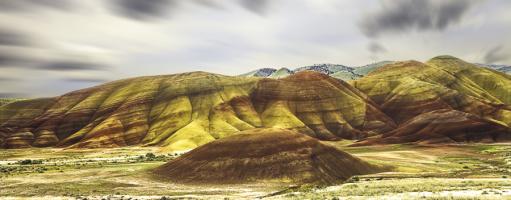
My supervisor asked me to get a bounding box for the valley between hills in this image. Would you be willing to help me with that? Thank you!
[1,55,511,199]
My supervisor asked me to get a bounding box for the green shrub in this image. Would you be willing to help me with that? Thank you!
[145,153,156,159]
[18,159,43,165]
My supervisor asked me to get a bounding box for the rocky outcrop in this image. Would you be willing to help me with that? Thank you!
[154,128,380,184]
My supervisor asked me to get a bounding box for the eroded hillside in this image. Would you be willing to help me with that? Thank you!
[1,56,510,150]
[352,56,511,144]
[0,71,392,151]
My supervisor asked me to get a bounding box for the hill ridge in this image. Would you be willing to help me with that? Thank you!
[1,55,510,150]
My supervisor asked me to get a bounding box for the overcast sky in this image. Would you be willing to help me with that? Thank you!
[0,0,510,97]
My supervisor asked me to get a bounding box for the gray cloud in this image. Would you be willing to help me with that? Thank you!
[110,0,177,20]
[193,0,223,9]
[360,0,475,38]
[239,0,269,14]
[0,76,17,82]
[484,45,509,64]
[0,0,73,12]
[62,77,109,83]
[0,29,31,46]
[0,48,109,72]
[108,0,268,20]
[0,53,26,66]
[368,42,387,54]
[39,61,108,71]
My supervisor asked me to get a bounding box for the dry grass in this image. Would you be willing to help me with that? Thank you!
[1,143,510,199]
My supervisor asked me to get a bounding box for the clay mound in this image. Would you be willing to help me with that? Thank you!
[354,109,511,146]
[154,128,380,185]
[252,71,396,140]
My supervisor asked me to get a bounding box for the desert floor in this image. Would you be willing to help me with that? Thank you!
[1,142,511,200]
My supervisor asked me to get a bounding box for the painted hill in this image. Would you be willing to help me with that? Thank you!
[1,55,509,150]
[0,71,394,150]
[355,109,510,145]
[154,128,380,184]
[352,56,511,145]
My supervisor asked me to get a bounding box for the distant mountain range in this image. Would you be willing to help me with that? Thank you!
[476,63,511,74]
[242,61,510,81]
[240,61,393,81]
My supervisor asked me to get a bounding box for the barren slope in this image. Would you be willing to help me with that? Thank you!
[154,128,380,184]
[352,56,511,144]
[0,71,392,150]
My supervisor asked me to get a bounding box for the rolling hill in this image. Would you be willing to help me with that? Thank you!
[154,128,380,184]
[0,71,394,150]
[352,56,511,145]
[0,55,510,150]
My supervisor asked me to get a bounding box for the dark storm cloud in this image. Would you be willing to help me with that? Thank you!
[484,45,510,64]
[40,61,108,71]
[360,0,475,38]
[239,0,269,14]
[368,42,387,54]
[110,0,177,20]
[0,0,72,12]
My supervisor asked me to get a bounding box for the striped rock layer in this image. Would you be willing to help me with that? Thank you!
[0,71,392,150]
[154,128,380,184]
[351,56,511,144]
[1,56,510,149]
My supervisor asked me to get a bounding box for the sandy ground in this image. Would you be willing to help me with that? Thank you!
[1,143,510,199]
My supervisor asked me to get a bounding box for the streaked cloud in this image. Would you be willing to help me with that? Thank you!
[109,0,177,20]
[239,0,269,14]
[0,28,31,46]
[61,77,110,83]
[368,42,387,54]
[0,0,73,12]
[360,0,476,38]
[39,61,108,71]
[484,45,509,64]
[0,0,509,97]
